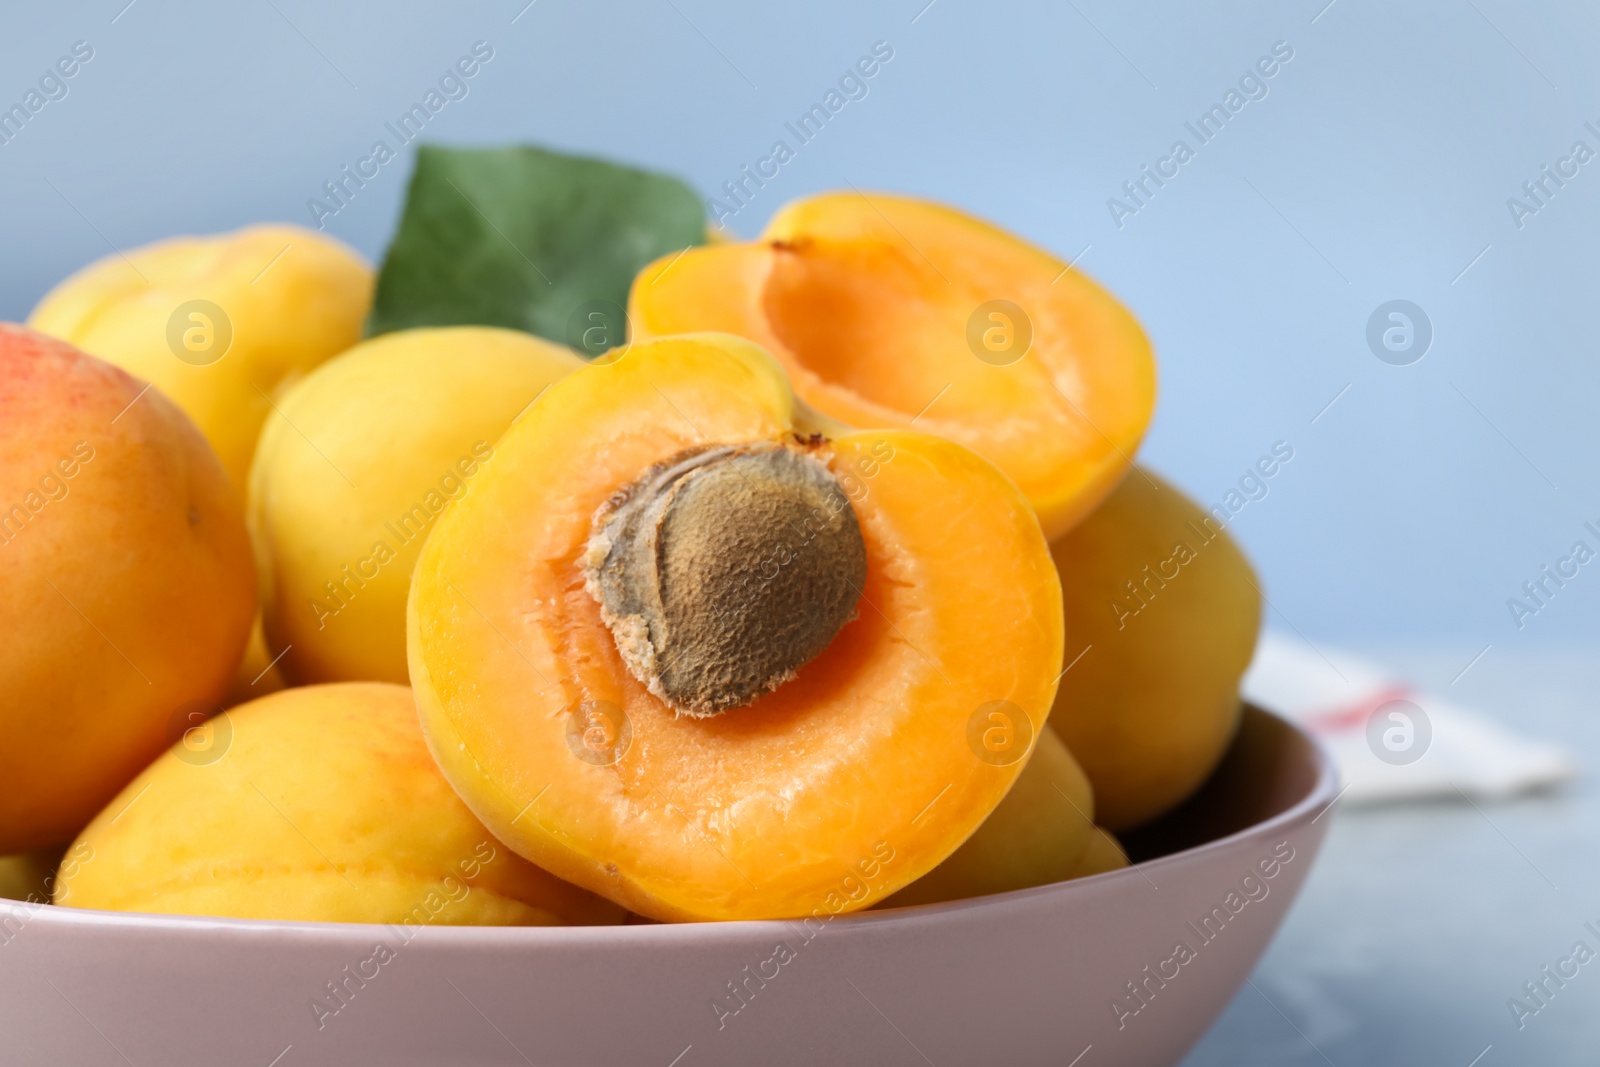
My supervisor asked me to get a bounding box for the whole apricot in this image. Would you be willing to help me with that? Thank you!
[28,225,372,488]
[55,683,624,926]
[408,333,1065,921]
[1069,828,1130,878]
[1047,467,1261,830]
[249,327,583,685]
[0,325,256,853]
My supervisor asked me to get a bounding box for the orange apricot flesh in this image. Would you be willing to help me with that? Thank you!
[407,333,1064,922]
[630,193,1157,539]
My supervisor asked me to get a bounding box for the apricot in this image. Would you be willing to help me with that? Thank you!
[1069,827,1130,878]
[0,325,255,853]
[1047,467,1261,830]
[408,333,1064,921]
[56,683,624,926]
[249,327,583,685]
[629,192,1157,539]
[883,728,1095,908]
[29,225,372,488]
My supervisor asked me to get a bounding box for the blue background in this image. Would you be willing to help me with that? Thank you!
[4,0,1597,655]
[3,5,1597,1063]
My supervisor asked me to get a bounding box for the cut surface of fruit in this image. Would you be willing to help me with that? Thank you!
[407,333,1064,921]
[630,192,1157,538]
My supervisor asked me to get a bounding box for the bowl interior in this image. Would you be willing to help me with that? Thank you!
[1119,702,1326,865]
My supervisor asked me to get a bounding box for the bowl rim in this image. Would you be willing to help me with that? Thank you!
[3,703,1339,946]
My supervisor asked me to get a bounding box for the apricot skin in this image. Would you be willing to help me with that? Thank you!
[1070,828,1130,877]
[408,333,1065,922]
[884,728,1095,908]
[249,327,583,685]
[28,225,372,489]
[55,683,625,927]
[0,325,256,854]
[1047,467,1261,830]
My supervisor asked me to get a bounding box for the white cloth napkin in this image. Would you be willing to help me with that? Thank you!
[1241,632,1578,805]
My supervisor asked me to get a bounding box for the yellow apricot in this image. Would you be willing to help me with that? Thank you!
[1069,828,1130,878]
[884,728,1095,907]
[1047,467,1260,830]
[29,225,372,488]
[249,327,583,685]
[56,683,624,926]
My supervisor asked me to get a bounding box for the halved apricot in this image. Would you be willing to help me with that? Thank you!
[630,193,1157,538]
[407,333,1064,921]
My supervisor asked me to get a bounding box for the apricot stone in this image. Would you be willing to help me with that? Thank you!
[1047,467,1261,830]
[0,325,256,853]
[55,683,624,926]
[249,327,584,685]
[585,440,867,716]
[29,225,372,488]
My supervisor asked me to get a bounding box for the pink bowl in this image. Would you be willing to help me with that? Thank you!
[0,704,1335,1067]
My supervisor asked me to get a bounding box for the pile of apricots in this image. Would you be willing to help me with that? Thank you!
[0,189,1260,926]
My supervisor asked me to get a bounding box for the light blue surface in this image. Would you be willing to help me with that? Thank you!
[1183,645,1595,1067]
[2,4,1595,1061]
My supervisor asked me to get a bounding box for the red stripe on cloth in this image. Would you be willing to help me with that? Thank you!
[1301,684,1414,734]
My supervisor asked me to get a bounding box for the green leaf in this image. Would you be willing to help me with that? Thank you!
[367,144,705,355]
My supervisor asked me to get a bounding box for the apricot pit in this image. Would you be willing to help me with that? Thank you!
[585,440,866,716]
